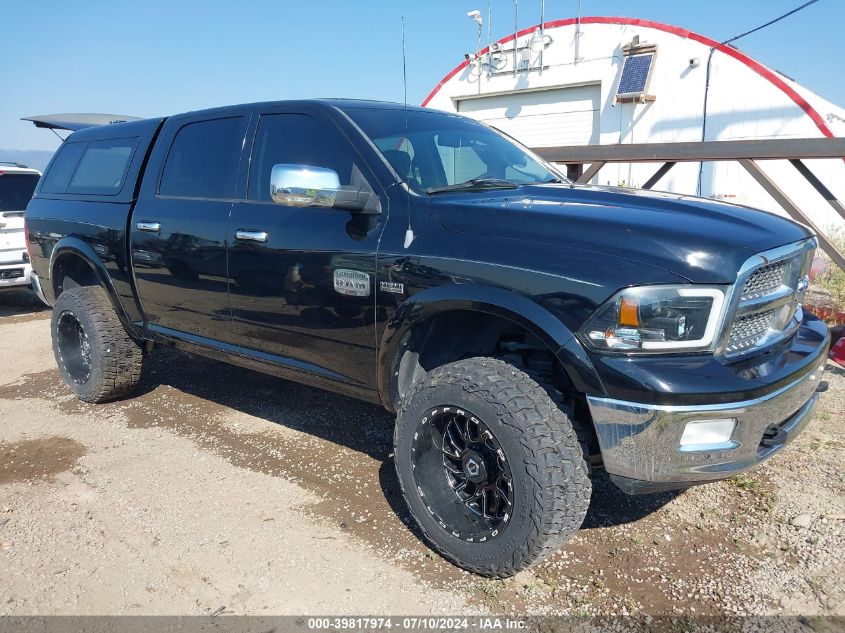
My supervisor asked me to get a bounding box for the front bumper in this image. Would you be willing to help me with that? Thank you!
[587,352,827,494]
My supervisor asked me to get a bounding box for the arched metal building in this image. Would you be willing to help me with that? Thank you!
[423,16,845,232]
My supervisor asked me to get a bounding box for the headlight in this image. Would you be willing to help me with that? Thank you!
[579,285,728,352]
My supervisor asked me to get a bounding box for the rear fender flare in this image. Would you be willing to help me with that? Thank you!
[49,237,145,341]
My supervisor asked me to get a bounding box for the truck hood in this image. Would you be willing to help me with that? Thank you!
[431,183,813,283]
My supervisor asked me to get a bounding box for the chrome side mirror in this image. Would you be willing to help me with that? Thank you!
[270,164,340,208]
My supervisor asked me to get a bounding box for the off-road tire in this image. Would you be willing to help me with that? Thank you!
[394,357,591,577]
[51,285,144,403]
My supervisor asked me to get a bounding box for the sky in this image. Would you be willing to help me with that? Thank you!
[1,0,842,152]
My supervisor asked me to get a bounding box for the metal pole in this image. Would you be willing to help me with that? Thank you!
[513,0,519,76]
[487,0,492,76]
[539,0,545,70]
[478,22,482,58]
[477,21,483,94]
[575,0,582,64]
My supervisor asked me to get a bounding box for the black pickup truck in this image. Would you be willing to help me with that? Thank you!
[25,100,829,577]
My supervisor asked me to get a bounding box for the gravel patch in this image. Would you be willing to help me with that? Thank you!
[0,296,842,617]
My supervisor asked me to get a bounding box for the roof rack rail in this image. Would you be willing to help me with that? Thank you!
[0,161,29,168]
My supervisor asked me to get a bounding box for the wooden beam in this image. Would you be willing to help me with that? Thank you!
[576,161,606,184]
[642,162,677,189]
[535,137,845,164]
[790,159,845,224]
[740,159,845,272]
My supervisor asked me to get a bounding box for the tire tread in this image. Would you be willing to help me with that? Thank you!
[395,357,591,577]
[52,286,144,403]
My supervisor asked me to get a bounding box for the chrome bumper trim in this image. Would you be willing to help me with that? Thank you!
[587,358,826,484]
[0,262,32,288]
[29,271,51,306]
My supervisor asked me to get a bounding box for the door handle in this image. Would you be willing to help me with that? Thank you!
[136,221,161,232]
[235,230,268,243]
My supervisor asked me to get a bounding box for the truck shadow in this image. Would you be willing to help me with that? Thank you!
[136,347,675,540]
[0,288,49,320]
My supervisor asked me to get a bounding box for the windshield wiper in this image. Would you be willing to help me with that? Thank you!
[426,178,519,194]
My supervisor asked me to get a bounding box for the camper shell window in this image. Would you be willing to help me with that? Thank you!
[40,138,139,196]
[40,142,86,194]
[67,138,139,195]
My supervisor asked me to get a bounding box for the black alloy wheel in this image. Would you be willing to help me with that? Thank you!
[411,407,513,542]
[55,311,93,385]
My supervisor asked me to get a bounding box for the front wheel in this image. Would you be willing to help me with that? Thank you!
[394,357,591,577]
[51,285,144,403]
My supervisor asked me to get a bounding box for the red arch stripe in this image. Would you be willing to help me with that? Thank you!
[421,16,835,139]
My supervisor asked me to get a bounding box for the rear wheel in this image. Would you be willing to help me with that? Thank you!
[394,357,591,577]
[51,285,144,403]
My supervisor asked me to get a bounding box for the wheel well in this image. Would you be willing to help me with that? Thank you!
[389,310,599,458]
[52,253,99,298]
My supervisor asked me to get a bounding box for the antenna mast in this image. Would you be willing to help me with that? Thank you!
[401,16,414,249]
[402,17,407,110]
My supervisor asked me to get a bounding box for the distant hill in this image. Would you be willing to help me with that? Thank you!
[0,149,56,172]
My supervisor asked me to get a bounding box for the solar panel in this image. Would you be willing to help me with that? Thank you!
[617,53,654,97]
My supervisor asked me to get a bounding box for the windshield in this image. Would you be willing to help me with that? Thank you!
[345,108,565,194]
[0,173,40,211]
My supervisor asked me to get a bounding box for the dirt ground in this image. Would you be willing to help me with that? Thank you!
[0,287,843,618]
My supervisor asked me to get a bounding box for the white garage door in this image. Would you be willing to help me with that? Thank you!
[456,85,600,148]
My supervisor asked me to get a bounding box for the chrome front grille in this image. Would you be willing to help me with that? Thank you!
[727,309,777,353]
[721,239,816,358]
[741,261,787,300]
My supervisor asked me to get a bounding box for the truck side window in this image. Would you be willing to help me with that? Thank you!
[159,117,244,200]
[247,114,367,202]
[67,138,139,195]
[40,142,87,194]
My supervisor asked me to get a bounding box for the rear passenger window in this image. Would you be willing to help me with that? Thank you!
[159,117,244,199]
[67,138,138,195]
[40,142,86,194]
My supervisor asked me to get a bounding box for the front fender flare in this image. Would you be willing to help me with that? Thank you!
[377,284,604,410]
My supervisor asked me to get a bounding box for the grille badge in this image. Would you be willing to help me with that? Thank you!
[797,275,809,294]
